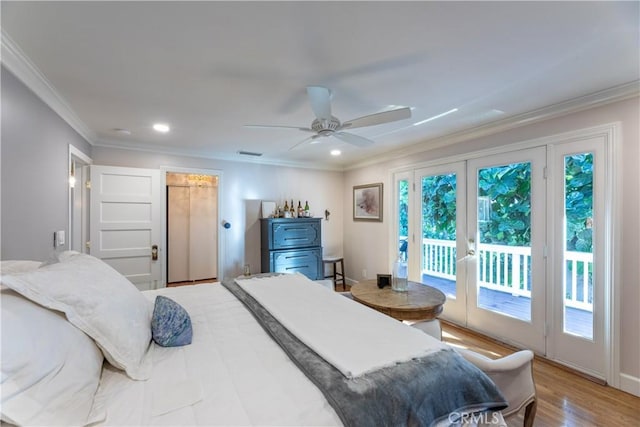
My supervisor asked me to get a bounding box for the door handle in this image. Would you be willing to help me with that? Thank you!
[467,238,476,256]
[151,245,158,261]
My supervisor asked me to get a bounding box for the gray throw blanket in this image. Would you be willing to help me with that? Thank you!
[222,278,506,427]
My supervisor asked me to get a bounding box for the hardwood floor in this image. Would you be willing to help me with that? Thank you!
[441,321,640,426]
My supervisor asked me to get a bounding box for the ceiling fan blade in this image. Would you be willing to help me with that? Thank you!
[306,86,332,120]
[341,107,411,130]
[244,124,314,132]
[333,132,375,147]
[288,135,316,151]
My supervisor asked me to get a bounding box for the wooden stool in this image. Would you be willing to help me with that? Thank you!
[323,256,346,291]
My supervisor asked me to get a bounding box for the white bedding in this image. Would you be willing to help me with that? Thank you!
[3,255,506,426]
[236,274,447,378]
[90,283,342,426]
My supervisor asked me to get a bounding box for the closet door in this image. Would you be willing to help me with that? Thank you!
[168,186,190,283]
[189,186,218,281]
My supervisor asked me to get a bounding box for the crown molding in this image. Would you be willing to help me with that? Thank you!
[346,80,640,171]
[1,30,97,144]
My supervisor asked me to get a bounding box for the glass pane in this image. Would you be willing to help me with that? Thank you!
[421,173,457,298]
[563,153,594,339]
[398,179,409,261]
[477,162,532,321]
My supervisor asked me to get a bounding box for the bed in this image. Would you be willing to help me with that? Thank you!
[1,252,508,426]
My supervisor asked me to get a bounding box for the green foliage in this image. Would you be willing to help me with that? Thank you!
[422,174,457,240]
[478,162,532,246]
[398,180,409,237]
[565,153,593,252]
[398,153,593,252]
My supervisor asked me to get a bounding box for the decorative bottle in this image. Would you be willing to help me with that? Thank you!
[290,200,295,217]
[297,201,303,217]
[392,252,408,292]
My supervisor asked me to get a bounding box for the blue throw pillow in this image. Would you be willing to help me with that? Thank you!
[151,296,193,347]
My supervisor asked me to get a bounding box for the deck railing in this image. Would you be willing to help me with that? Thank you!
[420,238,593,311]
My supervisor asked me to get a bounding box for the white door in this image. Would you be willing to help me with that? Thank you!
[167,186,190,283]
[548,137,608,379]
[189,185,218,281]
[413,162,468,323]
[466,147,547,353]
[90,166,161,291]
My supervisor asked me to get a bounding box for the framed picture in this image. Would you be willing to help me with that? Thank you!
[353,183,383,222]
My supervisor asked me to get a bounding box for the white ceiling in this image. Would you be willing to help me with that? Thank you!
[2,1,638,170]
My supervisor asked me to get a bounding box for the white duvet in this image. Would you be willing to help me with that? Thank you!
[90,283,342,426]
[89,280,505,427]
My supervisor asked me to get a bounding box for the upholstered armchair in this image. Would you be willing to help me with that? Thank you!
[456,348,537,427]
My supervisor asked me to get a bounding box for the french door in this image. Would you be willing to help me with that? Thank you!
[466,148,547,353]
[395,138,611,378]
[404,149,545,352]
[411,162,468,323]
[548,138,608,379]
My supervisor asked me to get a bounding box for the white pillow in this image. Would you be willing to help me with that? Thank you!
[1,252,153,380]
[0,260,42,274]
[0,261,42,289]
[1,289,105,425]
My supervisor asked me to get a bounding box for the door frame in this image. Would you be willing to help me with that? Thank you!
[389,122,620,386]
[68,144,92,253]
[160,166,224,287]
[546,129,617,383]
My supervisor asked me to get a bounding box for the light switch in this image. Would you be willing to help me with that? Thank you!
[54,230,65,247]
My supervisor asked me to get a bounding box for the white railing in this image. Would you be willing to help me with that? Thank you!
[565,251,593,311]
[423,238,457,280]
[478,243,532,297]
[421,238,593,312]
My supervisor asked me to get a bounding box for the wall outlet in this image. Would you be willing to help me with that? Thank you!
[362,269,367,279]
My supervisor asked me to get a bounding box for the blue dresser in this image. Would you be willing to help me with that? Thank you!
[260,218,322,280]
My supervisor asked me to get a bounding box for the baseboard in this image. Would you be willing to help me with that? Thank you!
[619,373,640,397]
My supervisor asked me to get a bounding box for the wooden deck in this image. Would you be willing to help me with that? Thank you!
[420,274,593,338]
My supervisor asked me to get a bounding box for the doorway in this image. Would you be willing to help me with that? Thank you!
[164,170,221,285]
[68,144,92,253]
[393,130,613,380]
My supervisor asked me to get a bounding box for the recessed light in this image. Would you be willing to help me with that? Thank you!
[330,149,341,156]
[153,123,170,133]
[113,128,131,135]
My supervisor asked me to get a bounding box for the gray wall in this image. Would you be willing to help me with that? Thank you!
[1,67,92,260]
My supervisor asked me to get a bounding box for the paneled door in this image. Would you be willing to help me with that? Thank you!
[466,147,547,353]
[90,166,161,291]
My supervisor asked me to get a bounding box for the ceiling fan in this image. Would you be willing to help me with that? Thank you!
[245,86,411,150]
